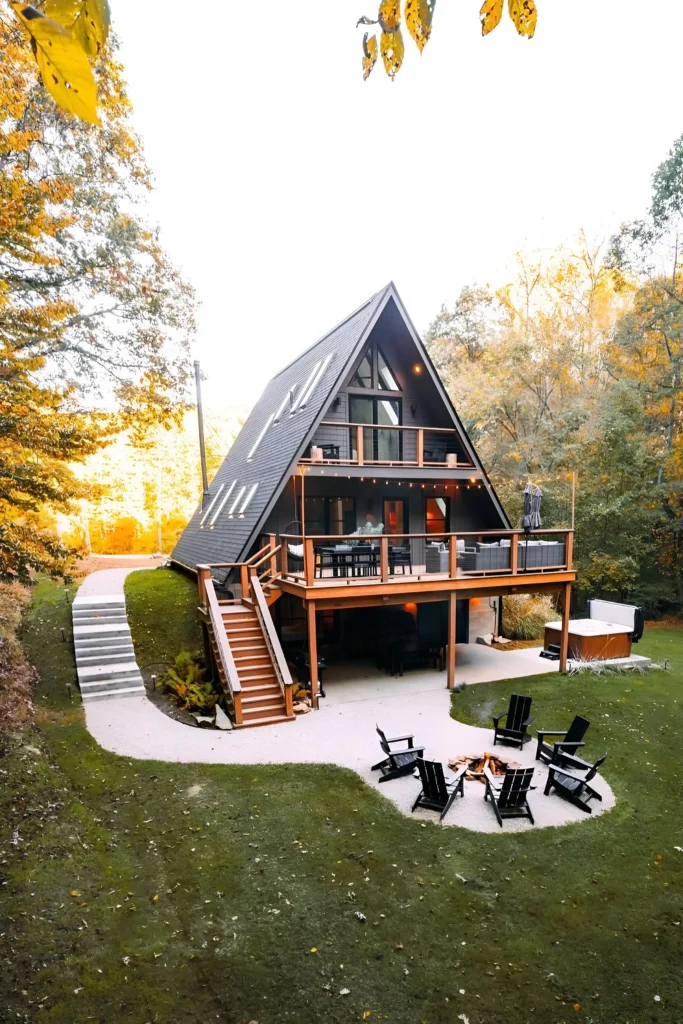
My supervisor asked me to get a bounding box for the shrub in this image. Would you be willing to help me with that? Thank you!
[502,593,557,641]
[160,651,220,712]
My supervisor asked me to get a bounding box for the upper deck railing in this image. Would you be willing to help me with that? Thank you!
[299,421,474,468]
[279,528,574,588]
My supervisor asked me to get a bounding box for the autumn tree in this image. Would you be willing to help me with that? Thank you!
[0,6,195,581]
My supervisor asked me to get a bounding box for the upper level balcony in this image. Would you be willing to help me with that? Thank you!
[299,421,474,469]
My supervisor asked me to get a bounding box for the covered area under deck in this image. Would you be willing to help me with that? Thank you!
[273,529,575,707]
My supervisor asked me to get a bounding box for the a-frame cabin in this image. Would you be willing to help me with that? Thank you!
[173,284,575,727]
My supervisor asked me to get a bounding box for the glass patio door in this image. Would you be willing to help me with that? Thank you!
[349,396,402,463]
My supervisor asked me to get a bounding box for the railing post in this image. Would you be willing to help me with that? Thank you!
[565,530,573,571]
[417,428,424,467]
[281,539,288,577]
[234,691,243,726]
[240,563,250,601]
[448,535,458,579]
[380,536,389,582]
[304,538,315,586]
[197,565,210,607]
[511,533,519,575]
[356,425,364,466]
[559,582,571,672]
[268,534,277,578]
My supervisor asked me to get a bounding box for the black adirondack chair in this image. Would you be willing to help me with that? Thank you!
[371,725,425,783]
[483,765,535,826]
[411,759,467,821]
[544,751,607,813]
[492,694,534,749]
[536,715,590,766]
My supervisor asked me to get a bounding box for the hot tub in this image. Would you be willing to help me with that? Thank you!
[544,617,633,661]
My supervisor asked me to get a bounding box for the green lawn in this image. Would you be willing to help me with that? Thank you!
[1,572,682,1024]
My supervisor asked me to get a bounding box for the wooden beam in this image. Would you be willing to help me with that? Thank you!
[417,428,424,467]
[447,591,457,689]
[510,533,519,575]
[559,582,571,673]
[380,536,389,583]
[356,425,364,466]
[304,538,315,587]
[448,535,458,579]
[307,601,319,710]
[239,564,250,602]
[268,534,277,578]
[565,531,574,571]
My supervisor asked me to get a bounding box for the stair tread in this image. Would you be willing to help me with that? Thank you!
[238,713,294,728]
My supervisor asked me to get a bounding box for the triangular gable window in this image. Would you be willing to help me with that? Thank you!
[377,349,400,391]
[350,347,372,388]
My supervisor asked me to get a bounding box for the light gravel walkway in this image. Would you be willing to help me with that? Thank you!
[78,568,615,833]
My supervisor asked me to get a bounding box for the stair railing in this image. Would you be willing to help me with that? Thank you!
[203,575,243,725]
[251,576,294,718]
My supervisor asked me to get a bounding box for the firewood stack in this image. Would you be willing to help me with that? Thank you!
[448,752,520,782]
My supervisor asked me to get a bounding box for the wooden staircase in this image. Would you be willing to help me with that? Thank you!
[216,602,293,727]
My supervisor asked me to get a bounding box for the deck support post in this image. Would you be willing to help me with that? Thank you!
[448,535,458,579]
[380,536,389,583]
[307,600,319,709]
[447,591,457,689]
[559,582,571,673]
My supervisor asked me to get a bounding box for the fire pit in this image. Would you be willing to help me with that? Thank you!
[448,752,519,783]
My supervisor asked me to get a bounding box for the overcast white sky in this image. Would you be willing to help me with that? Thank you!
[112,1,683,408]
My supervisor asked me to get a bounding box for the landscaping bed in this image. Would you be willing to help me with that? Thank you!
[1,573,682,1023]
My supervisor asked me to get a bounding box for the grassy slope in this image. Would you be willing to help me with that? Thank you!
[0,573,681,1024]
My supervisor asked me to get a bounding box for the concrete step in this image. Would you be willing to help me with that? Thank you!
[82,683,145,701]
[77,660,139,681]
[73,623,132,639]
[73,609,128,621]
[74,638,133,652]
[77,649,136,665]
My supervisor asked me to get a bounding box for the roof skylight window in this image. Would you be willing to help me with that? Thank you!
[209,480,236,528]
[299,353,333,410]
[290,360,322,414]
[273,388,296,424]
[199,482,225,527]
[228,485,246,517]
[247,413,274,461]
[238,483,258,517]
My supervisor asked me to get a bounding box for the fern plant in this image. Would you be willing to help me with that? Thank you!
[160,651,220,712]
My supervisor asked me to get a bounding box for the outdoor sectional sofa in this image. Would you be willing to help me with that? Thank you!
[426,539,566,574]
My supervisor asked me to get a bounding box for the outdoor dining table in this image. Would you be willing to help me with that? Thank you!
[316,544,379,578]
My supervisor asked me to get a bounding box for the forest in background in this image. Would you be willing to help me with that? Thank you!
[425,140,683,613]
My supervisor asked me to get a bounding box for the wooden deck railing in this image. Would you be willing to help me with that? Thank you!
[299,421,474,468]
[202,575,243,725]
[197,537,282,604]
[251,576,294,718]
[279,528,574,587]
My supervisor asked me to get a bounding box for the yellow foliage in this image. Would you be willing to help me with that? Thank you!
[405,0,435,51]
[379,0,401,32]
[10,2,100,124]
[508,0,537,38]
[45,0,111,57]
[480,0,503,36]
[380,27,404,79]
[362,32,378,80]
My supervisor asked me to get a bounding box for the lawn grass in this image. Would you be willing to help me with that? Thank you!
[1,575,682,1024]
[124,568,203,669]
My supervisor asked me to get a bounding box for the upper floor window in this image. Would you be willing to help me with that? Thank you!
[377,349,400,391]
[350,347,372,388]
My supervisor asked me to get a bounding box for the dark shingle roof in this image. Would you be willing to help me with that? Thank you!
[171,285,390,571]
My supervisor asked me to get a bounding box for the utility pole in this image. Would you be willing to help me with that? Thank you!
[194,360,209,507]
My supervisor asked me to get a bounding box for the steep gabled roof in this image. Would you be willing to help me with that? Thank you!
[172,282,510,573]
[171,285,392,571]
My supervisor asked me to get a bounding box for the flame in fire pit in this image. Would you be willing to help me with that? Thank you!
[448,752,520,782]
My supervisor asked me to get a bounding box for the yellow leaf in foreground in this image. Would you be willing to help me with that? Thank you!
[508,0,537,38]
[405,0,435,52]
[362,33,379,80]
[480,0,503,36]
[378,0,401,32]
[10,3,100,124]
[45,0,111,57]
[380,27,404,79]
